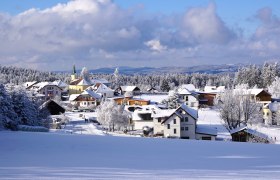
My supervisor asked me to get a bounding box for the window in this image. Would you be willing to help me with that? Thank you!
[181,118,184,122]
[174,128,177,134]
[173,119,176,124]
[202,137,211,140]
[185,127,188,131]
[158,119,161,123]
[185,117,188,122]
[181,127,184,131]
[167,124,170,129]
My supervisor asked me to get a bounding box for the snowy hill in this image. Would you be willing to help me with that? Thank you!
[1,131,280,179]
[89,64,241,75]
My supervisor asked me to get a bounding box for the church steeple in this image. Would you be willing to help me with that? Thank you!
[71,64,77,81]
[73,64,76,74]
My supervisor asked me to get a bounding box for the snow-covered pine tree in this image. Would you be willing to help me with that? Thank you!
[0,84,18,129]
[262,62,278,87]
[10,86,41,126]
[81,67,90,82]
[268,77,280,98]
[160,79,170,92]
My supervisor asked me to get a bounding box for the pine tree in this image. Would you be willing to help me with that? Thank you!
[160,79,170,92]
[0,84,18,129]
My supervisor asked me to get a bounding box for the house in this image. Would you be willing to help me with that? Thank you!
[69,78,92,95]
[198,92,217,106]
[28,82,63,101]
[130,105,158,130]
[249,89,272,104]
[233,88,272,104]
[68,65,111,95]
[197,86,225,107]
[70,89,101,108]
[195,125,217,140]
[91,83,114,98]
[230,126,269,143]
[52,80,68,91]
[263,102,280,125]
[153,104,216,140]
[118,86,141,96]
[23,81,38,89]
[40,100,65,115]
[147,87,159,93]
[91,78,111,87]
[177,88,199,108]
[113,96,150,106]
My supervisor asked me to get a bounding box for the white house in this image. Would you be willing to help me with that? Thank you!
[177,88,199,108]
[153,104,217,140]
[70,89,101,108]
[119,86,141,95]
[130,105,160,130]
[28,82,63,101]
[92,83,114,98]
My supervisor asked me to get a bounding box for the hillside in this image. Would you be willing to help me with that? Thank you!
[90,64,241,75]
[1,131,280,179]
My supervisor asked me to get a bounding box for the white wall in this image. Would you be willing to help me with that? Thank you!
[134,121,154,130]
[153,118,165,135]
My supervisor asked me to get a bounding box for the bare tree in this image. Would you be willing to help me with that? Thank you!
[216,89,262,130]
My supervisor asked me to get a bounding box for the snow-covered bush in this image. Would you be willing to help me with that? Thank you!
[17,125,49,132]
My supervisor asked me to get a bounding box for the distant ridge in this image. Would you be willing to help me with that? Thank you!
[89,64,243,75]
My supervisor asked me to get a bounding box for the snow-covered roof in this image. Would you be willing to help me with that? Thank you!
[69,94,80,101]
[52,80,68,88]
[244,128,269,140]
[95,83,113,93]
[179,104,198,119]
[81,89,101,99]
[152,109,176,118]
[121,86,140,92]
[178,88,192,95]
[77,79,92,86]
[91,78,109,85]
[32,82,61,91]
[196,125,217,136]
[229,126,247,134]
[233,88,271,96]
[23,81,37,89]
[229,126,269,140]
[181,84,196,91]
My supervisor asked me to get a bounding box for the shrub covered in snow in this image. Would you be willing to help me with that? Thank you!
[17,125,49,132]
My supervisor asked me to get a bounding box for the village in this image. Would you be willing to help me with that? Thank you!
[21,66,280,144]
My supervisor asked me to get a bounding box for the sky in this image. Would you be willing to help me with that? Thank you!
[0,0,279,71]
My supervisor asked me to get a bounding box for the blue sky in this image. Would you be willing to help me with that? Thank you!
[0,0,279,71]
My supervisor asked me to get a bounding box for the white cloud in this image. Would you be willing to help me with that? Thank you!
[0,0,279,71]
[181,3,235,44]
[145,39,167,52]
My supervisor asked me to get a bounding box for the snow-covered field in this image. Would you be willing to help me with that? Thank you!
[1,131,280,179]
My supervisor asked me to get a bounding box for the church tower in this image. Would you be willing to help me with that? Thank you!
[71,64,77,81]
